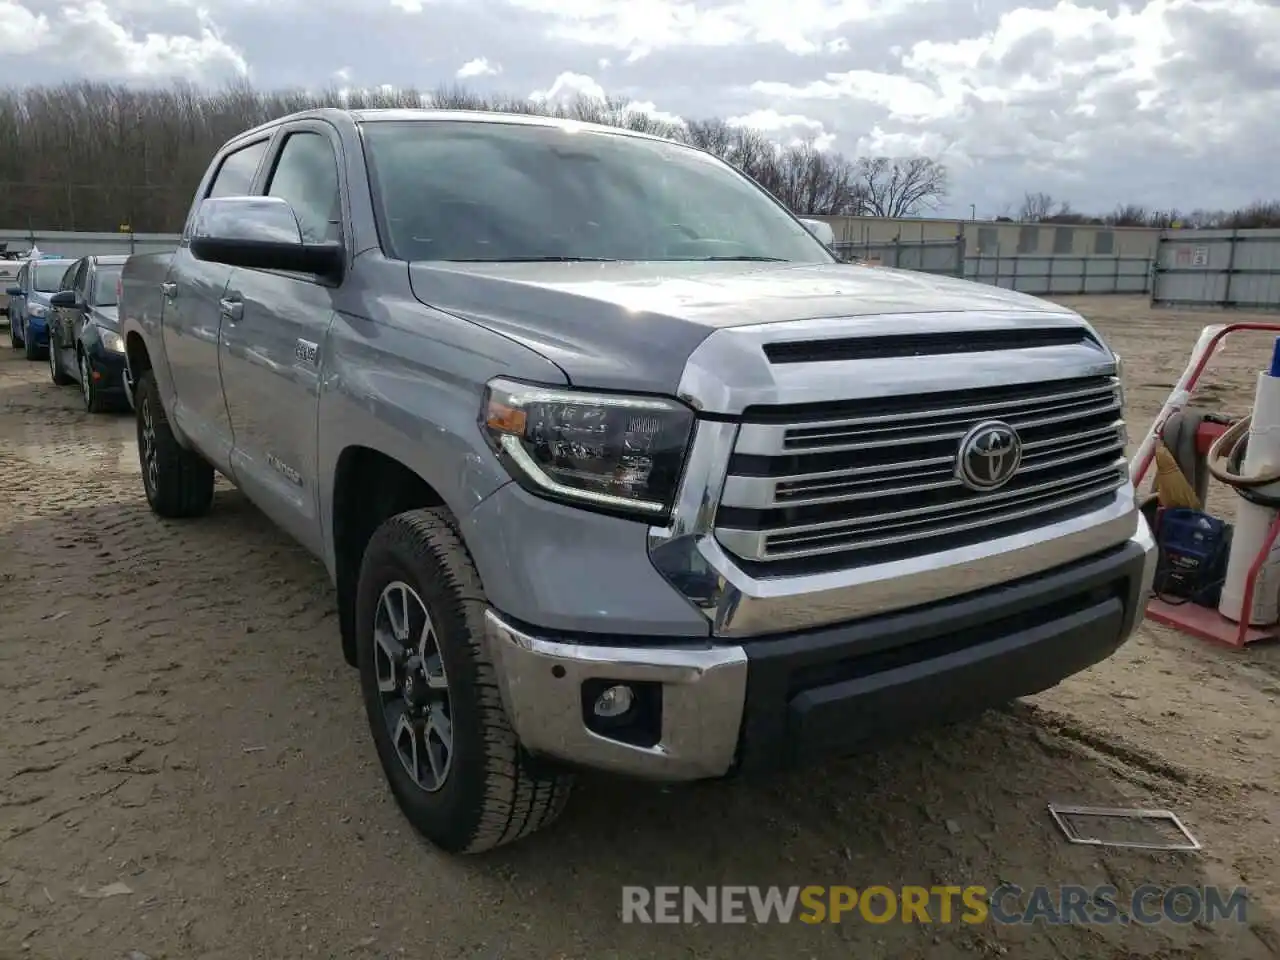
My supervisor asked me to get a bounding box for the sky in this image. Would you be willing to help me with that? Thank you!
[0,0,1276,219]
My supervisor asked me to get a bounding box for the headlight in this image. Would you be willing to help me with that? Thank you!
[28,303,46,318]
[480,377,695,521]
[100,330,125,353]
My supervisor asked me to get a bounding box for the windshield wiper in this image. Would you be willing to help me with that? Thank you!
[688,255,789,262]
[445,256,618,263]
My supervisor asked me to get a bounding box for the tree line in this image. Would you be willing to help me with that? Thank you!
[1,82,1271,236]
[0,81,948,234]
[1012,192,1280,230]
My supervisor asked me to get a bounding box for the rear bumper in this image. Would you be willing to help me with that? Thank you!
[486,517,1156,780]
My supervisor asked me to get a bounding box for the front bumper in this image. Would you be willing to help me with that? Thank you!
[87,346,128,394]
[487,518,1157,780]
[26,317,48,344]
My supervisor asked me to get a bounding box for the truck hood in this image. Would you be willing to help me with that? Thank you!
[408,259,1081,393]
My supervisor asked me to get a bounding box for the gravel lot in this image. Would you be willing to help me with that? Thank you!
[2,296,1279,960]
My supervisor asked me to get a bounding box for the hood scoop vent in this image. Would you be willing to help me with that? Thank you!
[763,326,1096,364]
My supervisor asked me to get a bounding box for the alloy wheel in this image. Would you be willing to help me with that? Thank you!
[372,580,453,793]
[139,396,159,496]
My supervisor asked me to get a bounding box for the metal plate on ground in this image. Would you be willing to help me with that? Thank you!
[1048,804,1202,852]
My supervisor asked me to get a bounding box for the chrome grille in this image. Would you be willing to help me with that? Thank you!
[714,375,1128,567]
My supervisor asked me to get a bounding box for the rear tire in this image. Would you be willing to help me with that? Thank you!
[356,507,574,854]
[136,370,214,518]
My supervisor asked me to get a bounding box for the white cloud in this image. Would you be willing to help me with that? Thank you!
[503,0,930,60]
[528,72,687,128]
[528,70,607,105]
[456,56,500,78]
[0,1,49,54]
[728,108,837,151]
[50,1,248,79]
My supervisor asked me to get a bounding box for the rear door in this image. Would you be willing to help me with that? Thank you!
[162,136,273,473]
[219,121,345,554]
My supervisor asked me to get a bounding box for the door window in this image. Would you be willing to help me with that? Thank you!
[265,132,342,243]
[208,139,270,199]
[72,261,90,299]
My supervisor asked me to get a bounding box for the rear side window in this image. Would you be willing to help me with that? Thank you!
[265,132,342,243]
[207,139,270,199]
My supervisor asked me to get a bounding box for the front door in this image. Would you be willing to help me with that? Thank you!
[161,137,272,472]
[219,124,345,555]
[52,259,89,359]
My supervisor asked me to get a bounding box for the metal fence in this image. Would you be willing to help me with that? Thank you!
[2,228,1155,298]
[966,255,1152,295]
[0,228,180,260]
[1151,229,1280,310]
[832,237,1153,295]
[832,239,965,277]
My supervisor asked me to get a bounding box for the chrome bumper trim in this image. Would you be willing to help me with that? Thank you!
[485,609,747,781]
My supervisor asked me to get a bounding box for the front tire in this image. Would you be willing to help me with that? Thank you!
[135,370,214,518]
[48,343,73,384]
[356,508,574,854]
[80,350,109,414]
[9,318,21,349]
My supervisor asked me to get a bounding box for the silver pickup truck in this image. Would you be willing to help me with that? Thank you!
[119,108,1157,854]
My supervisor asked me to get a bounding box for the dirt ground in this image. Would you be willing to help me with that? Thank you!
[1,296,1279,960]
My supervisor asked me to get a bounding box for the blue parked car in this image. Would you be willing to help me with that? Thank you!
[7,256,76,360]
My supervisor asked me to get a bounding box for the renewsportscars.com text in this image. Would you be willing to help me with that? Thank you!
[621,884,1249,926]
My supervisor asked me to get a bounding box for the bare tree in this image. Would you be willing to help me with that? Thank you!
[1018,191,1055,222]
[0,82,945,231]
[856,157,948,218]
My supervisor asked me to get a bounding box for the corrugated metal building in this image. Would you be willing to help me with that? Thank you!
[1151,228,1280,310]
[810,216,1163,260]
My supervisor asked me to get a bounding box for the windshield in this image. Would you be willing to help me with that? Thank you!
[91,265,123,306]
[33,262,70,292]
[361,120,834,264]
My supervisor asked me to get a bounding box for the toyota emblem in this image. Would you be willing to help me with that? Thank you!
[956,421,1022,491]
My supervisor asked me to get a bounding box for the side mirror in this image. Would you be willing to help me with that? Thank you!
[190,196,344,279]
[799,218,835,248]
[5,286,21,297]
[49,290,77,308]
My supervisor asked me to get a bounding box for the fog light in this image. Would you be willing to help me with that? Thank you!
[593,684,634,718]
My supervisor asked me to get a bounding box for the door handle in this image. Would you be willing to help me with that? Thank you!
[161,282,177,298]
[219,297,243,322]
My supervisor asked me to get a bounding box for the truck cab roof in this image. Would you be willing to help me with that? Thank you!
[231,106,681,148]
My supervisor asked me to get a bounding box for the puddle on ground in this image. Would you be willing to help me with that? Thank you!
[4,419,140,475]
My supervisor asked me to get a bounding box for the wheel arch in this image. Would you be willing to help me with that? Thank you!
[330,445,451,668]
